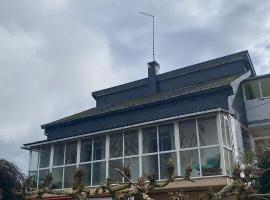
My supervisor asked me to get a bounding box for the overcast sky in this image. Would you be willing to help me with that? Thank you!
[0,0,270,173]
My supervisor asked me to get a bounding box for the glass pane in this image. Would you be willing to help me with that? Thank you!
[124,130,139,156]
[109,159,123,182]
[143,127,157,153]
[224,148,230,176]
[30,150,39,170]
[65,142,77,164]
[29,171,38,188]
[79,164,91,186]
[142,155,158,179]
[124,157,139,181]
[244,80,261,100]
[110,133,123,158]
[92,161,106,185]
[80,139,92,162]
[225,118,232,148]
[179,120,197,148]
[64,165,76,188]
[180,150,200,177]
[160,153,177,179]
[52,167,63,189]
[93,136,106,160]
[159,124,175,151]
[38,169,49,188]
[261,77,270,97]
[200,147,222,176]
[53,143,64,166]
[198,117,218,146]
[221,118,227,147]
[39,146,51,168]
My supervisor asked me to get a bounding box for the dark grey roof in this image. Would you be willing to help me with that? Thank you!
[92,50,255,98]
[42,73,241,128]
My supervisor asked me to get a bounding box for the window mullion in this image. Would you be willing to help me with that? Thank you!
[259,80,263,98]
[157,126,161,180]
[195,119,202,177]
[105,134,110,180]
[77,140,81,168]
[218,113,226,176]
[174,121,181,176]
[138,128,143,177]
[62,143,66,189]
[49,145,54,173]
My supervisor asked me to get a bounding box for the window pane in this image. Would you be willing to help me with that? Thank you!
[38,169,49,188]
[64,166,76,188]
[198,117,218,146]
[110,133,123,158]
[65,142,77,165]
[52,167,63,189]
[224,148,230,176]
[160,153,177,179]
[124,157,139,181]
[180,150,200,177]
[30,150,39,170]
[79,164,91,186]
[179,120,197,148]
[53,144,64,166]
[244,80,261,100]
[142,155,158,179]
[159,124,175,151]
[143,127,157,153]
[29,171,38,188]
[221,118,228,147]
[93,136,106,160]
[109,159,123,182]
[225,118,232,148]
[261,77,270,97]
[80,139,92,162]
[92,162,106,185]
[200,147,222,176]
[39,146,51,168]
[124,130,139,156]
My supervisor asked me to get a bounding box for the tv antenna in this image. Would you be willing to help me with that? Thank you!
[139,11,155,61]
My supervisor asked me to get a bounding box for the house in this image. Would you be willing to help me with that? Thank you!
[22,51,270,199]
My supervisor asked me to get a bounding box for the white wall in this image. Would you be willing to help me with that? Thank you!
[245,98,270,122]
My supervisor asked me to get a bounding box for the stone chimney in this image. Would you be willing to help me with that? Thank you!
[148,61,160,94]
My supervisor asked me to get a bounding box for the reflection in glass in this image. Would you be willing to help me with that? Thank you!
[80,139,92,162]
[244,80,261,100]
[180,150,200,177]
[261,77,270,97]
[65,142,77,164]
[39,146,50,168]
[30,150,39,171]
[92,162,106,185]
[200,147,222,176]
[159,124,175,151]
[109,159,123,182]
[160,153,177,179]
[52,167,63,189]
[124,157,139,181]
[110,133,123,158]
[29,171,38,188]
[224,149,230,176]
[198,117,218,146]
[142,155,158,179]
[143,127,157,153]
[179,120,197,148]
[38,169,49,188]
[93,136,106,160]
[53,143,64,166]
[79,164,91,186]
[124,130,139,156]
[64,165,76,188]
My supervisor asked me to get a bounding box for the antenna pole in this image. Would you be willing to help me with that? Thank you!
[139,11,155,61]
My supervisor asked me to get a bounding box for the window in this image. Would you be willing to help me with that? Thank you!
[38,169,49,188]
[51,167,63,189]
[29,171,38,188]
[179,120,197,148]
[65,141,77,164]
[160,152,177,179]
[142,155,159,178]
[261,77,270,98]
[110,132,123,158]
[159,124,175,151]
[200,147,222,176]
[198,117,218,146]
[124,130,138,156]
[143,127,157,153]
[30,150,39,171]
[109,159,123,182]
[64,166,76,188]
[93,136,106,160]
[39,146,50,168]
[244,80,261,100]
[180,150,200,177]
[53,143,64,166]
[124,157,139,181]
[79,164,91,186]
[80,139,92,162]
[92,162,106,185]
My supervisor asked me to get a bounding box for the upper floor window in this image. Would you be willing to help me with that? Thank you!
[244,77,270,100]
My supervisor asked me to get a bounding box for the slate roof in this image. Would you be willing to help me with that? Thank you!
[41,73,242,128]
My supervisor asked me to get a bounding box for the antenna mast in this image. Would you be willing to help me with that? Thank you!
[139,11,155,61]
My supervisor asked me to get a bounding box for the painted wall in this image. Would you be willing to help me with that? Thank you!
[245,98,270,122]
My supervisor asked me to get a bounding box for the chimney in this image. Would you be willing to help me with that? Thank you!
[147,61,160,94]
